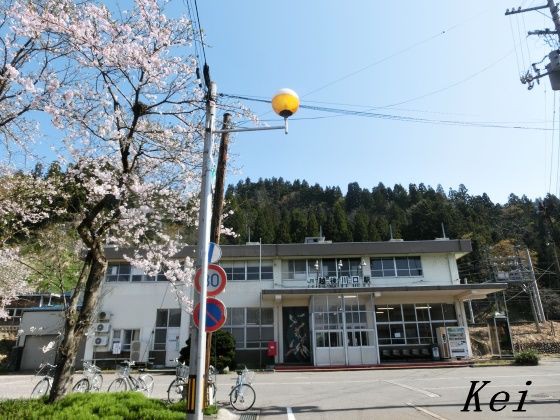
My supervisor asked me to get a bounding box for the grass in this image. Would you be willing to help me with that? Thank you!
[0,392,189,420]
[472,359,514,367]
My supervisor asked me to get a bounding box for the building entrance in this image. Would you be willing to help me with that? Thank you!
[310,294,377,366]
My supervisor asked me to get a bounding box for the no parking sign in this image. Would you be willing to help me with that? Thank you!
[193,297,226,332]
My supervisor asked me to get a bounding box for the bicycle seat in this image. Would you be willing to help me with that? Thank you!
[138,368,145,372]
[236,370,243,375]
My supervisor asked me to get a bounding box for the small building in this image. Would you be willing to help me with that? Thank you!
[81,237,506,368]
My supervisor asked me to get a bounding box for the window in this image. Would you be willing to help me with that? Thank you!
[106,263,131,282]
[221,260,273,281]
[376,303,458,346]
[223,307,273,349]
[112,329,140,352]
[105,263,169,282]
[283,260,308,280]
[370,257,422,278]
[153,309,182,352]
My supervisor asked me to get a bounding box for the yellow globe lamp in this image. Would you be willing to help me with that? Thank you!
[271,88,300,118]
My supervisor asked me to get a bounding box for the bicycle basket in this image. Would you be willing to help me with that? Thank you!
[118,364,129,375]
[176,364,189,378]
[243,369,255,384]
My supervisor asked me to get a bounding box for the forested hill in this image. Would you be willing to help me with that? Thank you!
[221,177,560,286]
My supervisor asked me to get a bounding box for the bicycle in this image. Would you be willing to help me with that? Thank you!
[107,360,154,396]
[72,361,103,393]
[30,362,56,398]
[167,362,218,404]
[167,361,189,403]
[229,366,256,411]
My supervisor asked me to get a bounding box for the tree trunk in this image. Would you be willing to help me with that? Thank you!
[48,241,107,402]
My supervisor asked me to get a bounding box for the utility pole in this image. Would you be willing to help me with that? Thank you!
[203,113,232,406]
[506,0,560,89]
[188,79,217,420]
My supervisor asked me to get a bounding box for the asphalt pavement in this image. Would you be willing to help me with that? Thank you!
[1,360,560,419]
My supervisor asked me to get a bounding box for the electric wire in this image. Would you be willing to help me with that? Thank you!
[374,50,514,109]
[219,93,553,132]
[509,12,523,75]
[302,7,492,98]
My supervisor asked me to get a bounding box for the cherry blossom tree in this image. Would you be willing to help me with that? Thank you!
[6,0,207,400]
[0,0,65,159]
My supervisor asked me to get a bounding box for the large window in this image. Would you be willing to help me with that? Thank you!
[376,303,457,346]
[105,263,167,282]
[223,307,274,349]
[371,257,422,278]
[112,329,140,352]
[221,261,273,281]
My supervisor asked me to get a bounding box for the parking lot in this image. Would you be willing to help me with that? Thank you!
[1,360,560,419]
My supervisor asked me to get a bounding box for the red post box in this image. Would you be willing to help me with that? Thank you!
[267,341,277,357]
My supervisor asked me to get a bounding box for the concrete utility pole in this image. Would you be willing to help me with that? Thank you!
[506,1,560,89]
[188,81,217,420]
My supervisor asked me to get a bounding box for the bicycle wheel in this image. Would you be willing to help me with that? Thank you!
[229,383,256,411]
[72,378,90,393]
[209,381,217,399]
[167,378,186,404]
[91,374,103,391]
[31,378,51,398]
[138,374,154,396]
[108,377,128,392]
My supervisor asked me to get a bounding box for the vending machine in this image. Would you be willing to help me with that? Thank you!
[436,326,469,359]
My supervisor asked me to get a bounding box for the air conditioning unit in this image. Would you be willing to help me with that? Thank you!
[94,323,110,333]
[94,336,108,346]
[98,311,111,321]
[130,341,141,362]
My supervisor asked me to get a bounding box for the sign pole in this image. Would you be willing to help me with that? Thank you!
[189,82,217,420]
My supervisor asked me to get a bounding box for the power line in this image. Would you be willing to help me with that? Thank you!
[219,93,554,132]
[302,7,492,98]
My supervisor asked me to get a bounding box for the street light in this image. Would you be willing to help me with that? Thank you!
[191,83,299,419]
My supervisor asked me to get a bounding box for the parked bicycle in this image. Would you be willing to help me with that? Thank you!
[30,362,56,398]
[107,360,154,396]
[167,361,218,404]
[72,361,103,393]
[229,366,255,411]
[167,361,189,403]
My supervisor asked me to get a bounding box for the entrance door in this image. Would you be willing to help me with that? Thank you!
[165,327,180,367]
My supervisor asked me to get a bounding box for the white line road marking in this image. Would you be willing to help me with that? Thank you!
[384,380,440,398]
[406,403,448,420]
[287,406,296,420]
[426,383,560,390]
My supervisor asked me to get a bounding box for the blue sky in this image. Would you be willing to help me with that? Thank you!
[191,0,558,204]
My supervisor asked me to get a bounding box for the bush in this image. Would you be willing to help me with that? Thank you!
[179,330,236,372]
[0,392,185,419]
[514,350,540,366]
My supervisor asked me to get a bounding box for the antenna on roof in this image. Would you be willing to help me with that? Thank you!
[389,224,394,240]
[319,225,323,237]
[441,222,447,239]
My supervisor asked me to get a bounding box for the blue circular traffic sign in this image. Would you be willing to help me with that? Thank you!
[193,298,226,332]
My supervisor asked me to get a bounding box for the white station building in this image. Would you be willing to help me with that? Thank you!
[76,237,506,369]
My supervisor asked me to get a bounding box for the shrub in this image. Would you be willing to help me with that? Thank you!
[179,330,236,371]
[514,350,540,365]
[0,392,184,419]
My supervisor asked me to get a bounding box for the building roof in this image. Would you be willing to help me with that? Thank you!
[261,283,507,301]
[105,239,472,261]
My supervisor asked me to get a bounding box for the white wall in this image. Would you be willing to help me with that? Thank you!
[84,281,190,363]
[18,310,65,346]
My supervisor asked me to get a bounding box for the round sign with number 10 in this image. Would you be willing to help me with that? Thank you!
[194,264,227,296]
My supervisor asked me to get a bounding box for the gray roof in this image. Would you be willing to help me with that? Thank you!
[105,239,471,261]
